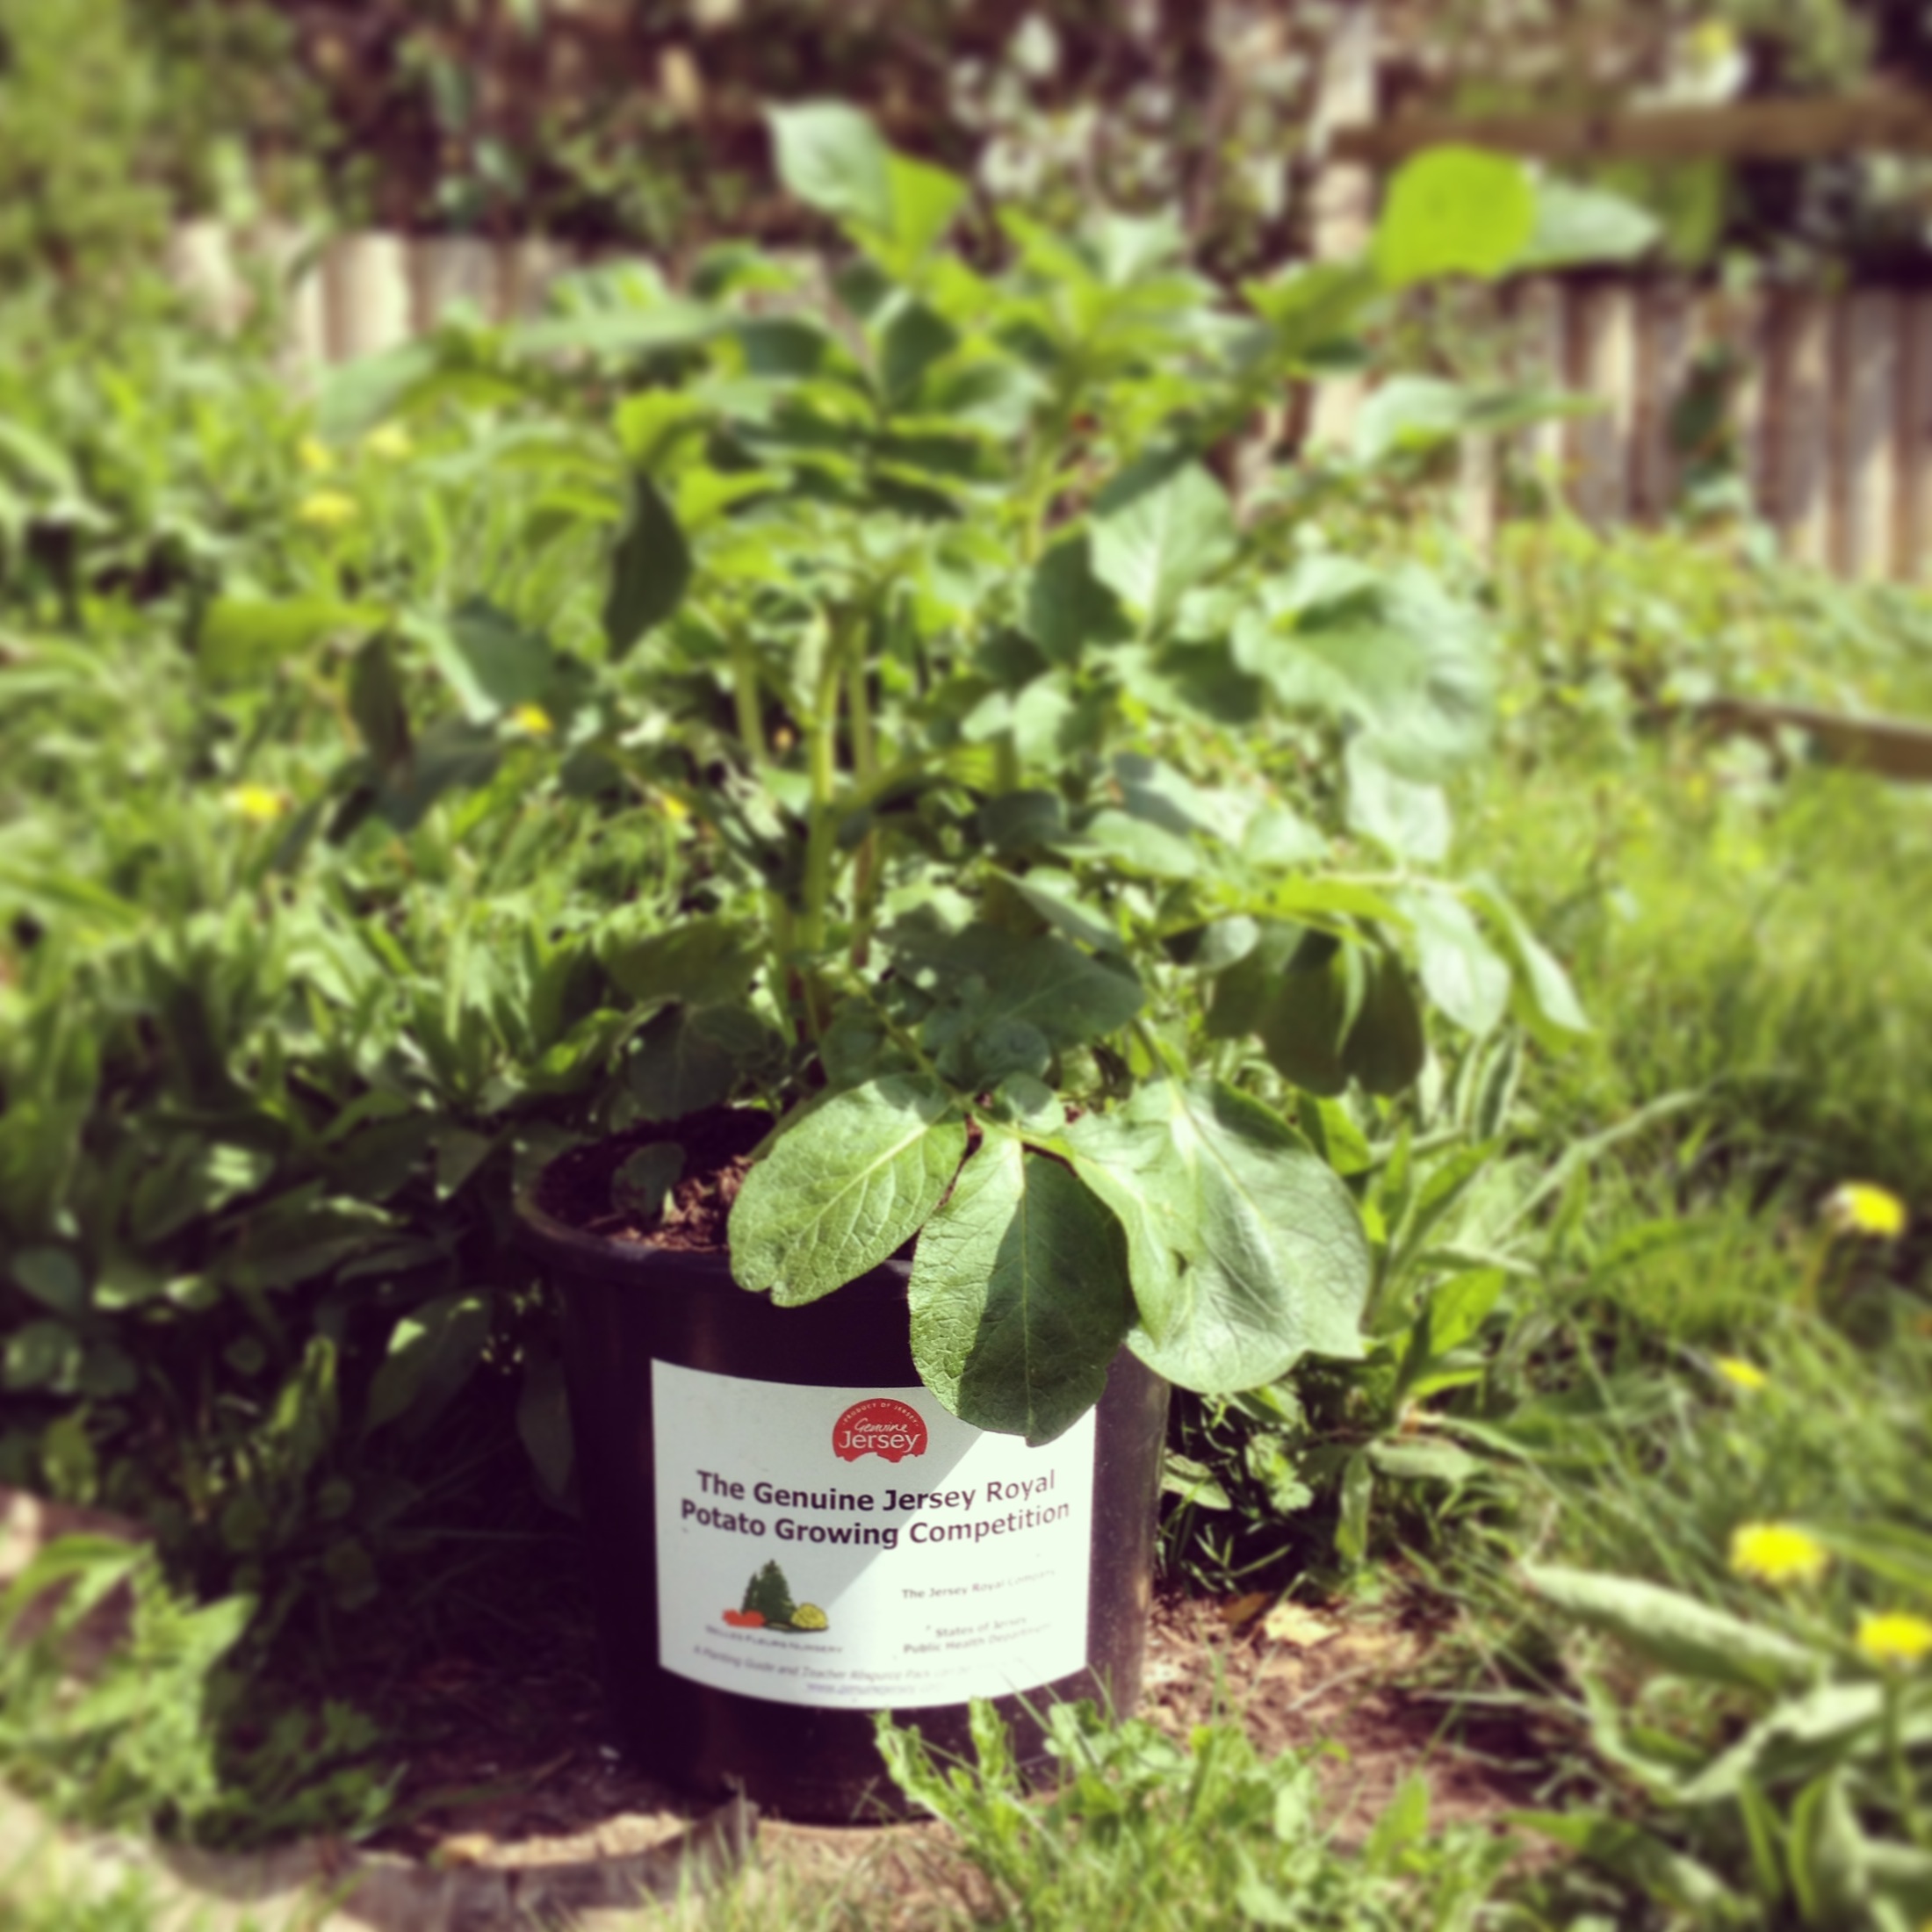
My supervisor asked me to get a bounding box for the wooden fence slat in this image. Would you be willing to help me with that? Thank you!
[411,236,503,331]
[1507,278,1568,501]
[1568,281,1639,524]
[1770,290,1834,566]
[1894,293,1932,580]
[165,220,1932,584]
[166,220,244,333]
[324,232,413,364]
[1633,281,1693,521]
[501,235,579,319]
[1838,287,1900,580]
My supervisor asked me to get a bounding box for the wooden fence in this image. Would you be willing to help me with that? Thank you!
[167,220,1932,584]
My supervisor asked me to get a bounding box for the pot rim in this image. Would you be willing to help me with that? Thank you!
[512,1143,913,1297]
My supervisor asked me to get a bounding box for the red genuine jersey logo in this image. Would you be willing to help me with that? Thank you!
[832,1397,927,1464]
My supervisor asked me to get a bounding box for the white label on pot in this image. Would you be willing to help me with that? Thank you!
[651,1360,1096,1710]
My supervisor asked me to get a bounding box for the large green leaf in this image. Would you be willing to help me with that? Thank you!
[1025,533,1131,666]
[1063,1078,1369,1392]
[364,1292,490,1439]
[1519,179,1662,270]
[198,597,382,687]
[1373,147,1536,289]
[626,1004,769,1121]
[731,1076,965,1305]
[602,473,690,661]
[1521,1563,1813,1690]
[909,1135,1133,1445]
[1237,561,1495,780]
[347,635,411,777]
[917,926,1143,1052]
[1402,889,1510,1038]
[768,101,892,233]
[417,599,554,722]
[599,914,761,1008]
[1205,923,1346,1096]
[1089,464,1236,631]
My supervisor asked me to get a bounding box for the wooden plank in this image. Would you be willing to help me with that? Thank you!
[412,235,502,330]
[324,232,412,364]
[1699,697,1932,782]
[1770,290,1833,566]
[501,235,579,320]
[1567,281,1638,525]
[1634,281,1694,521]
[1837,287,1900,579]
[1894,293,1932,580]
[166,221,244,333]
[1509,278,1569,505]
[1332,85,1932,166]
[1714,285,1774,520]
[253,222,329,377]
[1304,1,1378,451]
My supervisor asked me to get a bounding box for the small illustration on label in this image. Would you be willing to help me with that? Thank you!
[832,1396,927,1464]
[724,1560,829,1634]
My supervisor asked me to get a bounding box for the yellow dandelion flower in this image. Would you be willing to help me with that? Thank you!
[508,703,554,737]
[659,793,691,822]
[298,436,335,474]
[1856,1611,1932,1670]
[363,423,414,462]
[1823,1182,1907,1241]
[1729,1522,1829,1590]
[295,490,359,531]
[1715,1357,1768,1394]
[222,783,289,825]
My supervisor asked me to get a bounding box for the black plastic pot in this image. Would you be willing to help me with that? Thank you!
[515,1155,1170,1823]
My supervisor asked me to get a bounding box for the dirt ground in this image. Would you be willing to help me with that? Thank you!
[1,1487,1543,1926]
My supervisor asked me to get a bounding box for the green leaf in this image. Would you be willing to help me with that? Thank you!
[1806,1521,1932,1600]
[1373,147,1536,288]
[1402,889,1510,1037]
[10,1248,87,1317]
[600,915,761,1008]
[1089,465,1236,631]
[1520,178,1661,270]
[1512,1810,1730,1914]
[1342,950,1426,1098]
[347,636,411,776]
[1063,1078,1370,1392]
[768,101,892,232]
[1345,739,1451,862]
[613,1143,684,1222]
[1367,1438,1481,1485]
[1025,533,1131,665]
[730,1076,965,1306]
[417,599,553,722]
[1238,563,1495,781]
[602,473,690,661]
[3,1320,83,1395]
[198,597,380,686]
[1076,808,1200,880]
[626,1004,768,1121]
[364,1293,490,1438]
[1521,1563,1813,1690]
[882,153,967,264]
[1207,923,1348,1097]
[879,299,959,408]
[1791,1771,1868,1929]
[923,926,1144,1052]
[1466,876,1590,1041]
[909,1135,1134,1445]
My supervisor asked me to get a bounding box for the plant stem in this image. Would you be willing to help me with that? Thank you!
[728,629,766,768]
[797,613,848,962]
